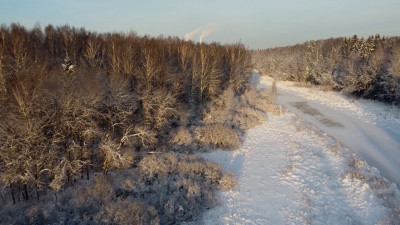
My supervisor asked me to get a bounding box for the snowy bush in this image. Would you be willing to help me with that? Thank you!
[219,172,237,190]
[94,199,159,225]
[202,86,277,133]
[139,153,178,178]
[169,126,193,146]
[232,106,266,130]
[194,124,242,149]
[0,154,236,225]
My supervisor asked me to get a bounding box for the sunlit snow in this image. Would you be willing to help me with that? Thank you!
[200,72,400,224]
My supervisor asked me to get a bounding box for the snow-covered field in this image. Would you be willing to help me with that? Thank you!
[201,74,400,224]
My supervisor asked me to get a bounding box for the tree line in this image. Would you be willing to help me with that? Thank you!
[0,23,251,203]
[252,35,400,104]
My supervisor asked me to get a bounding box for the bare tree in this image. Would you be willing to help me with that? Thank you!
[140,88,179,133]
[100,136,134,173]
[83,34,104,69]
[138,39,164,91]
[102,73,137,132]
[0,28,5,98]
[191,44,223,103]
[46,70,105,183]
[226,44,251,94]
[121,34,139,76]
[0,76,55,202]
[0,23,256,206]
[7,23,29,76]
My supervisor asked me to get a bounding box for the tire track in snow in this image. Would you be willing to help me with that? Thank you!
[279,117,392,225]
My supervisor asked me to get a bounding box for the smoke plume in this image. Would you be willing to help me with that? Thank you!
[184,27,202,41]
[184,24,219,43]
[199,24,218,43]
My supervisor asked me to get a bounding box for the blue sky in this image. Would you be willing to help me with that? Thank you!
[1,0,399,49]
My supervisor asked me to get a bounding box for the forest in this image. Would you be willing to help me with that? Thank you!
[252,35,400,105]
[0,23,275,224]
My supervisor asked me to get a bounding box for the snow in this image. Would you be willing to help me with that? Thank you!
[270,77,400,187]
[202,114,295,224]
[275,78,400,133]
[201,73,400,224]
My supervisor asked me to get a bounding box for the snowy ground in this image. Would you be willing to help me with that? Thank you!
[271,77,400,186]
[275,79,400,126]
[200,73,400,224]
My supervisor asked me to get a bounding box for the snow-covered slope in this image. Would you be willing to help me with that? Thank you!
[201,73,400,224]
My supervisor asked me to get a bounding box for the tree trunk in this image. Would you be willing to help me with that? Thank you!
[67,170,70,183]
[17,185,22,202]
[80,138,85,179]
[86,165,90,180]
[67,145,71,184]
[35,172,40,201]
[24,184,28,201]
[10,184,15,204]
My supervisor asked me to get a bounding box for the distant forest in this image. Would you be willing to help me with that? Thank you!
[252,35,400,105]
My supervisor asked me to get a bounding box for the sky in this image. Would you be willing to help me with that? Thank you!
[1,0,399,49]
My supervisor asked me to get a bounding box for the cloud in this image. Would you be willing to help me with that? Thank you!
[184,24,219,43]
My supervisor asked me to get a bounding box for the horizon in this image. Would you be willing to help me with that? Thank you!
[1,0,399,49]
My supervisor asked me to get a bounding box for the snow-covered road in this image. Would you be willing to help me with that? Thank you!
[201,73,400,224]
[271,78,400,187]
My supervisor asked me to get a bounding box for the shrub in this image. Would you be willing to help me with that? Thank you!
[219,172,237,190]
[100,137,135,172]
[133,153,234,224]
[139,153,178,178]
[241,88,274,112]
[0,153,237,225]
[25,206,46,225]
[94,199,160,225]
[194,124,241,149]
[233,106,266,130]
[241,87,282,116]
[169,126,193,146]
[203,86,277,132]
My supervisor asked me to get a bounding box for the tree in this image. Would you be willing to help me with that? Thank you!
[82,34,104,69]
[225,44,251,94]
[0,27,6,98]
[0,75,55,202]
[0,23,254,206]
[99,136,134,173]
[48,70,104,182]
[7,23,29,77]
